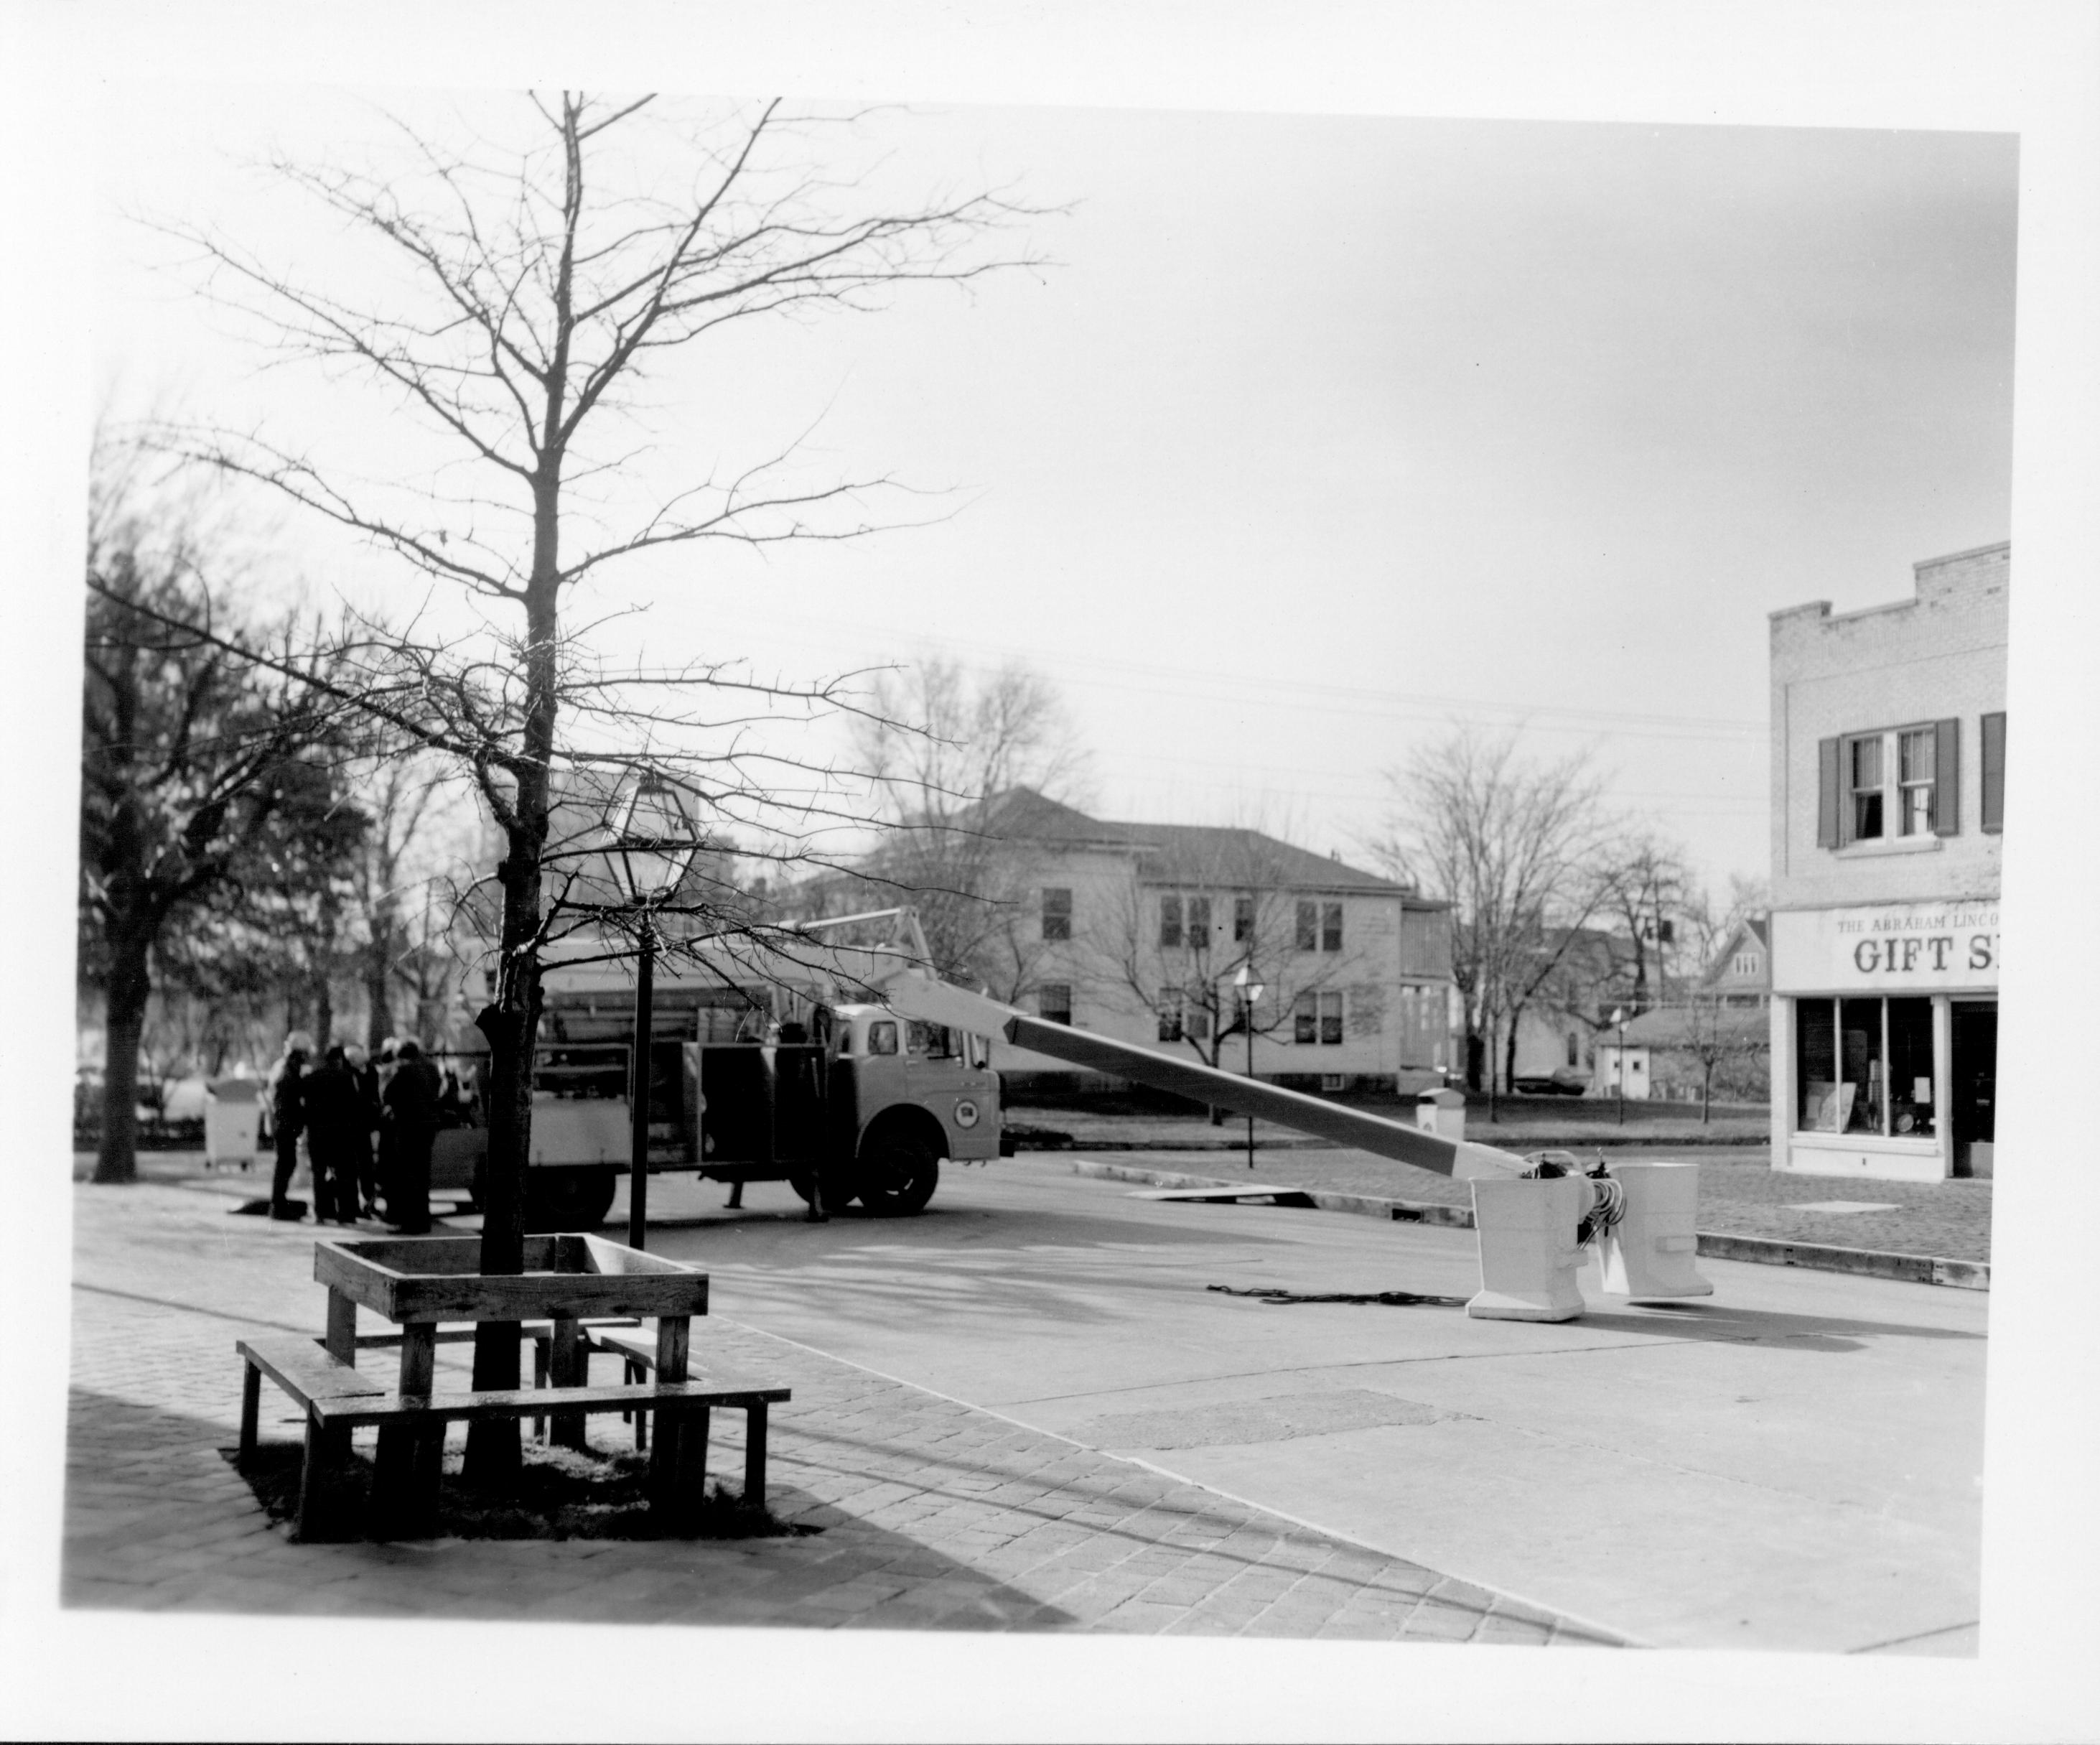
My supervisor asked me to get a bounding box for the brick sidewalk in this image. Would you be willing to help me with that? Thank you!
[61,1182,1619,1645]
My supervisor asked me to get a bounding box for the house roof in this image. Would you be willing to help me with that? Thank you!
[971,788,1437,902]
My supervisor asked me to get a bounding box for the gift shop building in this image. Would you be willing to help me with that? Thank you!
[1767,542,2007,1181]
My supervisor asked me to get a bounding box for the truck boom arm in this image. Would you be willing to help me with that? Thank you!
[877,970,1527,1182]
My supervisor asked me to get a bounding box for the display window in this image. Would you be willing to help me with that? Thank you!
[1796,995,1936,1137]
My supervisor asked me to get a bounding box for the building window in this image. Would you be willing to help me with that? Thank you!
[1041,887,1072,942]
[1981,711,2005,833]
[1847,735,1885,841]
[1296,901,1343,952]
[1732,951,1760,978]
[1157,992,1212,1045]
[1820,721,1960,848]
[1293,990,1343,1045]
[1186,895,1212,945]
[1566,1031,1580,1069]
[1897,727,1936,836]
[1795,995,1934,1137]
[1234,895,1255,944]
[1159,895,1182,949]
[1037,984,1072,1026]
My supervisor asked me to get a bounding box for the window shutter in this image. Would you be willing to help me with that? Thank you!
[1931,718,1959,836]
[1981,712,2006,833]
[1816,737,1841,848]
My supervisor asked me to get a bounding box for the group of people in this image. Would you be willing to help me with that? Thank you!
[266,1033,447,1233]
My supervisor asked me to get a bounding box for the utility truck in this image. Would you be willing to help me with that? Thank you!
[434,906,1713,1323]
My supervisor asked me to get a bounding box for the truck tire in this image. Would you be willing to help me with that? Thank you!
[854,1128,940,1216]
[523,1167,618,1232]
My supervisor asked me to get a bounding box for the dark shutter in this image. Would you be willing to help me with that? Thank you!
[1816,737,1841,848]
[1933,717,1960,837]
[1981,712,2006,833]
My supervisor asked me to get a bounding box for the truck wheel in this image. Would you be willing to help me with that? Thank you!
[855,1131,940,1216]
[523,1168,617,1232]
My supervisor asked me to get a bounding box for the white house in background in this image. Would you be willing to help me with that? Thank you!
[1767,542,2006,1181]
[962,789,1461,1094]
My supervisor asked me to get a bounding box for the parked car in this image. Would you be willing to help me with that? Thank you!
[1511,1068,1590,1097]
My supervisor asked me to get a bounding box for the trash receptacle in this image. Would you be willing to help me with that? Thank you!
[204,1079,262,1171]
[1417,1087,1466,1144]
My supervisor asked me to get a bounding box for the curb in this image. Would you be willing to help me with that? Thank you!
[1065,1158,1990,1291]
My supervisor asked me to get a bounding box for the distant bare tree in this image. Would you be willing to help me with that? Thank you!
[141,90,1051,1480]
[1371,727,1615,1115]
[846,658,1091,990]
[1587,832,1697,1015]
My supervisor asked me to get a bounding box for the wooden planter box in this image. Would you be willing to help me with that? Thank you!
[314,1234,706,1325]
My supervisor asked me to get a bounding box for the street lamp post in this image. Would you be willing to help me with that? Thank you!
[607,772,700,1252]
[1612,1005,1627,1127]
[1233,964,1264,1172]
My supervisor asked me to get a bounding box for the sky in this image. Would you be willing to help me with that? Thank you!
[90,86,2017,904]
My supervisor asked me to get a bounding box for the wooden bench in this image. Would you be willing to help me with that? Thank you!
[577,1325,780,1489]
[237,1332,789,1540]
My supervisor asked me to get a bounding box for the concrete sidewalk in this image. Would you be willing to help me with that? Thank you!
[61,1179,1618,1645]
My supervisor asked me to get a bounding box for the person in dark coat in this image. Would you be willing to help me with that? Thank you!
[345,1043,383,1219]
[266,1030,314,1221]
[302,1045,367,1224]
[373,1038,401,1219]
[383,1038,442,1235]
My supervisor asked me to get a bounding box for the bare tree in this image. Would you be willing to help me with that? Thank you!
[1663,993,1770,1122]
[79,434,351,1181]
[141,91,1050,1479]
[844,658,1091,990]
[1588,832,1697,1015]
[1370,727,1615,1117]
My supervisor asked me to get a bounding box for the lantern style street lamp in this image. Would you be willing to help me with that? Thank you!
[606,771,700,1250]
[1233,964,1264,1173]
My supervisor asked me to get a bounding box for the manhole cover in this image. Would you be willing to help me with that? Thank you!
[1080,1388,1442,1450]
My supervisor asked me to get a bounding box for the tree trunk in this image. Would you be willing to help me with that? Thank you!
[95,926,153,1183]
[1701,1062,1713,1125]
[363,926,393,1051]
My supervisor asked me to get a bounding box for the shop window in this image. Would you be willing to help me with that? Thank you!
[1294,990,1343,1045]
[1234,895,1255,944]
[1981,712,2005,834]
[1041,887,1071,942]
[1037,984,1072,1026]
[1159,895,1182,949]
[1795,995,1934,1137]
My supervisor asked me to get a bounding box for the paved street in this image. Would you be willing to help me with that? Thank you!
[62,1174,1607,1646]
[64,1151,1985,1657]
[615,1160,1986,1655]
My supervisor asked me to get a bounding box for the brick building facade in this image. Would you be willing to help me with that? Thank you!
[1766,542,2007,1180]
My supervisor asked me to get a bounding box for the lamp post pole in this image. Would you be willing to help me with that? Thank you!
[1233,964,1264,1172]
[1613,1006,1627,1127]
[607,769,699,1255]
[627,912,656,1252]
